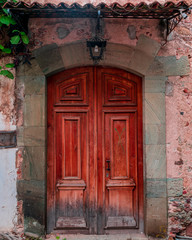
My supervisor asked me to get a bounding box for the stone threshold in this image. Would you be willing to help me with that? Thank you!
[46,233,148,240]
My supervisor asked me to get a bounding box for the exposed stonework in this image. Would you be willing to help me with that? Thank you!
[169,197,192,235]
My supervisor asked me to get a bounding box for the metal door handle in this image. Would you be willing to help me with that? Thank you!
[106,159,110,171]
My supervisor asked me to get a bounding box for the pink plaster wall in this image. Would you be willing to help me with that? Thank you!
[0,57,16,131]
[164,16,192,195]
[29,18,161,49]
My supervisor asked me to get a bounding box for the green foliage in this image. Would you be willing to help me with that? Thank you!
[0,69,14,79]
[0,0,29,79]
[11,30,29,44]
[0,15,16,25]
[55,237,66,240]
[10,34,20,44]
[5,63,15,68]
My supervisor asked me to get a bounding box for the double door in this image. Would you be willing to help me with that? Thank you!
[47,67,143,234]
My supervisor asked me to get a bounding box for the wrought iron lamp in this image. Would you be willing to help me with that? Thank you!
[87,10,107,64]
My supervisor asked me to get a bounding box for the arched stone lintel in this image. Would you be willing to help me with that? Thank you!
[33,35,161,77]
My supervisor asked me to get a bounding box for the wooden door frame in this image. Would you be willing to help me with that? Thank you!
[47,66,144,234]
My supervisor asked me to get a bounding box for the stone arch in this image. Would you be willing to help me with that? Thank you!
[33,35,160,77]
[16,36,189,236]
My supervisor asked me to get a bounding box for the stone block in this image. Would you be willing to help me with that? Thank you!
[60,41,92,68]
[145,124,165,145]
[145,76,167,93]
[147,56,190,76]
[24,95,45,127]
[136,35,161,57]
[24,216,45,237]
[146,198,167,237]
[167,178,183,197]
[17,127,24,147]
[144,101,161,124]
[23,76,46,95]
[128,35,160,75]
[16,59,44,77]
[145,93,165,124]
[103,43,134,68]
[146,178,167,198]
[22,147,46,181]
[24,127,45,147]
[34,43,64,76]
[17,179,45,199]
[146,145,166,178]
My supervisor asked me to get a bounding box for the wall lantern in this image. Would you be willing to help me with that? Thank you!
[87,10,107,64]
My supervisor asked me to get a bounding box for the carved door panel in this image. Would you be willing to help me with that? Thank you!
[47,68,94,233]
[97,68,143,234]
[47,67,143,234]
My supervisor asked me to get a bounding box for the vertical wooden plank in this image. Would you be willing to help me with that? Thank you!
[47,73,56,232]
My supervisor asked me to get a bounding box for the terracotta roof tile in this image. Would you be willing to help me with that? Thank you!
[3,1,191,19]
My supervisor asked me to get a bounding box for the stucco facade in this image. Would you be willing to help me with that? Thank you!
[0,0,192,238]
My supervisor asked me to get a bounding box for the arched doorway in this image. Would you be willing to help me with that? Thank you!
[47,66,143,234]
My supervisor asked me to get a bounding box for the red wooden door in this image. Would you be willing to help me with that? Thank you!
[47,67,143,234]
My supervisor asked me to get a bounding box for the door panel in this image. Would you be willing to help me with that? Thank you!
[47,67,143,234]
[103,73,137,106]
[104,112,137,229]
[55,72,89,106]
[55,112,88,228]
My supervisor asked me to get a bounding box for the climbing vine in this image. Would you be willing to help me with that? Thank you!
[0,0,29,79]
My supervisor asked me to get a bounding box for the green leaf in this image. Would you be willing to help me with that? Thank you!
[8,17,16,25]
[0,70,14,79]
[0,44,4,50]
[0,66,2,70]
[21,34,29,44]
[56,236,60,240]
[12,0,17,3]
[0,0,7,4]
[2,9,9,15]
[2,48,11,53]
[20,31,26,36]
[0,16,11,26]
[12,29,20,33]
[10,35,20,44]
[0,16,16,26]
[62,238,67,240]
[6,63,15,68]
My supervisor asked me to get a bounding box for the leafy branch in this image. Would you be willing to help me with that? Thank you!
[0,0,29,79]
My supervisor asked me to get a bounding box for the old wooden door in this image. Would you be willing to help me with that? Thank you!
[47,67,143,234]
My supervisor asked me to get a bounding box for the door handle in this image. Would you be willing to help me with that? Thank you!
[106,159,110,171]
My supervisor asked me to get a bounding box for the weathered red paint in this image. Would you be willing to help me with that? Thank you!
[47,67,143,234]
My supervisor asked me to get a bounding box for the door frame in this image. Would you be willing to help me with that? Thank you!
[47,66,144,234]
